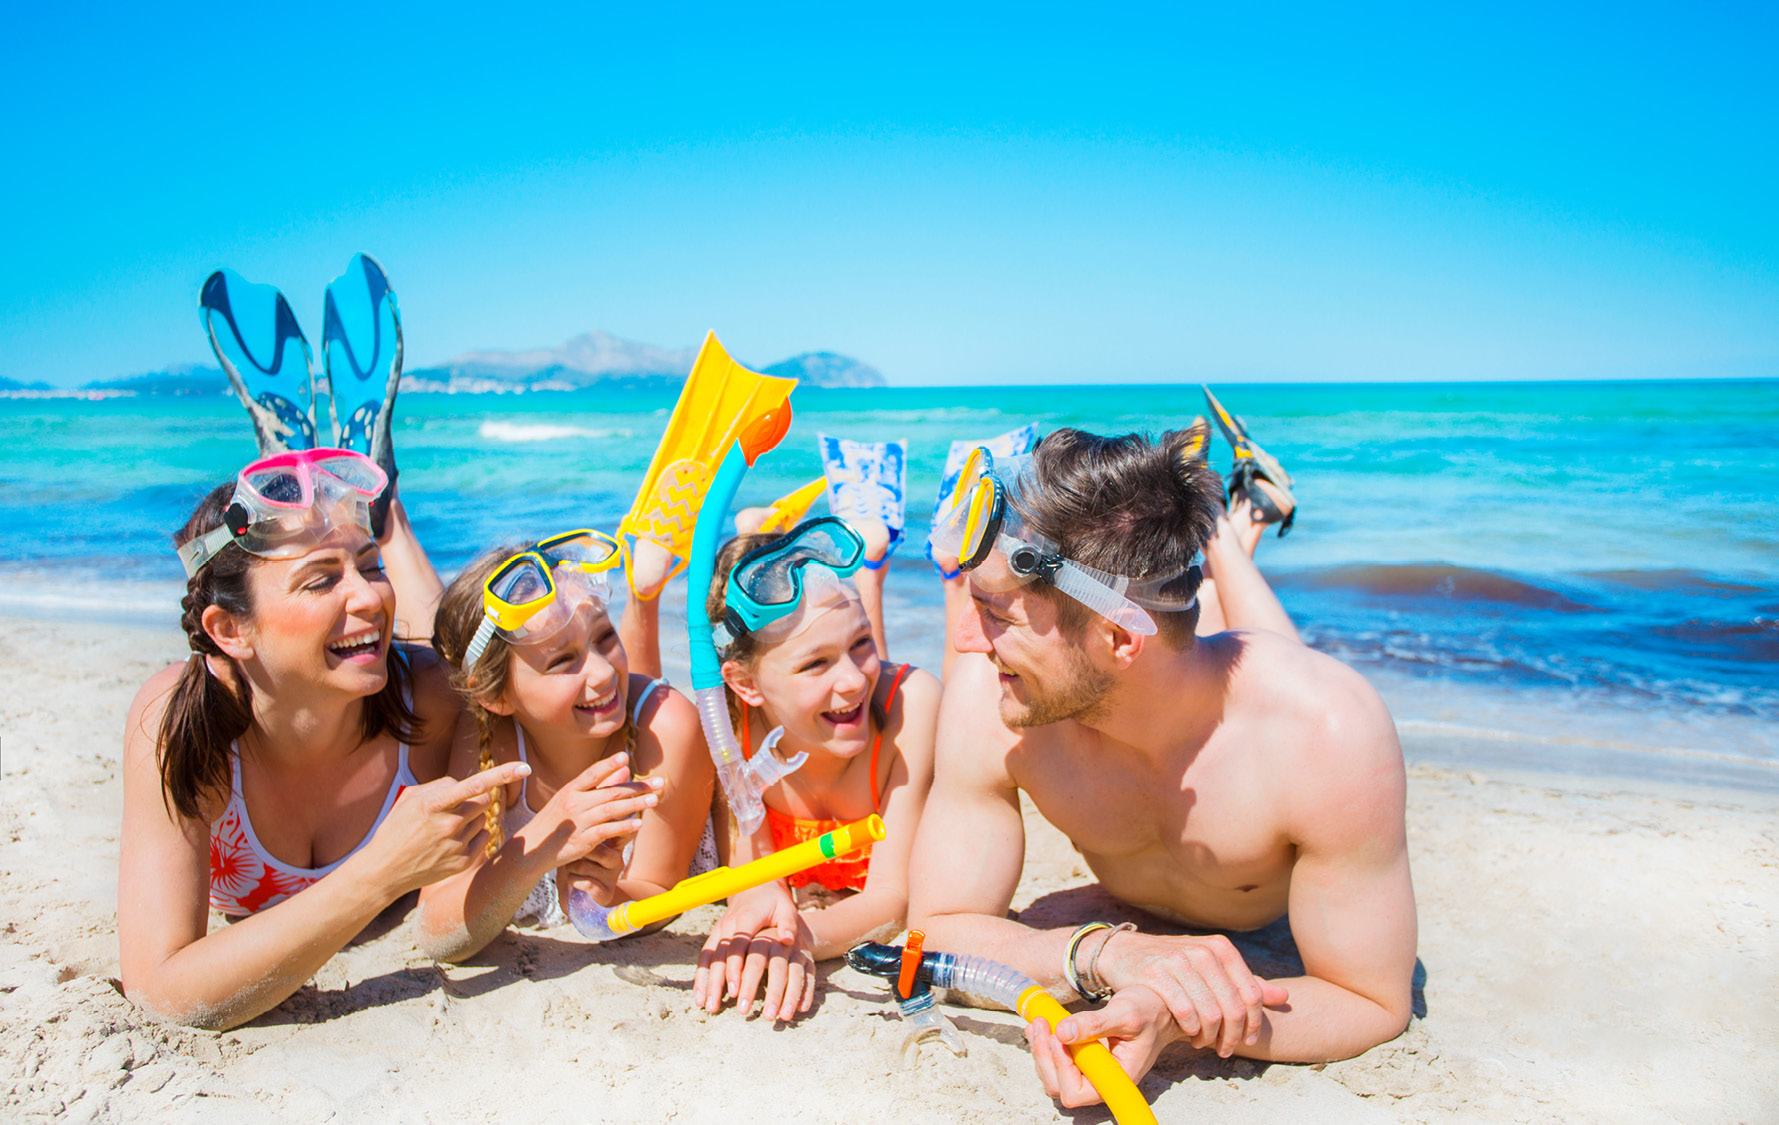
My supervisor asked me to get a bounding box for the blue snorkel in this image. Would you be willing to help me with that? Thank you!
[686,405,807,837]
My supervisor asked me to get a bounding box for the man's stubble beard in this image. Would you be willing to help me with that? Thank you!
[1001,645,1115,729]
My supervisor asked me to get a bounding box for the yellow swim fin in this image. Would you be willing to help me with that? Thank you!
[619,332,798,596]
[755,476,827,534]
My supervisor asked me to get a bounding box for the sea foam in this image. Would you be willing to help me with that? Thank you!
[478,421,632,443]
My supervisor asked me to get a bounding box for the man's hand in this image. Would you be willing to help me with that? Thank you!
[692,881,814,1022]
[1027,984,1180,1108]
[1095,930,1290,1057]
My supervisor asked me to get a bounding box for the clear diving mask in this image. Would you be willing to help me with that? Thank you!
[927,448,1199,636]
[462,529,626,667]
[177,448,389,578]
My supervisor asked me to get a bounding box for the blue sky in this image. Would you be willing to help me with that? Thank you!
[3,2,1774,387]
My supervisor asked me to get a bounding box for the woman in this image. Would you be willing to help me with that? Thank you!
[118,450,523,1029]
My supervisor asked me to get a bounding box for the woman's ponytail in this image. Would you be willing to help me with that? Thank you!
[158,484,258,820]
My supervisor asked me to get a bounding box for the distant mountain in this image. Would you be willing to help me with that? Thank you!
[405,332,886,393]
[403,331,699,392]
[762,352,885,388]
[0,376,53,392]
[57,332,888,398]
[85,363,226,396]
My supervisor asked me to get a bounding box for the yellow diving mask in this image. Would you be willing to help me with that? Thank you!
[462,529,626,666]
[928,449,1198,636]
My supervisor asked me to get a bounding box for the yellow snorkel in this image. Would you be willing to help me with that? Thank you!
[847,939,1159,1125]
[568,816,885,941]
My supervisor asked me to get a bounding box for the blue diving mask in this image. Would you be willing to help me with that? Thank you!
[714,517,865,648]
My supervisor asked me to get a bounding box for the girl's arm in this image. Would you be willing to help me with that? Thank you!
[617,538,676,679]
[691,817,812,1021]
[414,713,659,961]
[800,666,940,959]
[691,719,811,1022]
[602,681,717,902]
[617,592,664,680]
[412,713,554,961]
[853,558,891,664]
[118,668,524,1029]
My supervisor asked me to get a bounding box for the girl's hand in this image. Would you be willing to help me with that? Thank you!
[524,753,661,870]
[555,839,629,909]
[362,761,532,898]
[692,881,815,1022]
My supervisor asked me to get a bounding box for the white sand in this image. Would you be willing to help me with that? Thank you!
[1,614,1774,1123]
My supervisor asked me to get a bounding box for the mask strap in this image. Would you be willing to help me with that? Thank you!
[463,613,499,667]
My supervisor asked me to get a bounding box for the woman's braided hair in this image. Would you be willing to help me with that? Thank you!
[433,544,638,856]
[160,482,419,820]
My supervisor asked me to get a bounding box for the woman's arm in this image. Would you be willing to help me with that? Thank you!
[118,668,523,1029]
[412,713,554,961]
[376,492,444,644]
[801,666,939,959]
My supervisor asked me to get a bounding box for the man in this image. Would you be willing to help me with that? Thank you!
[907,426,1416,1109]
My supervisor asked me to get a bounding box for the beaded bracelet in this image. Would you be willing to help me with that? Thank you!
[1062,922,1112,1002]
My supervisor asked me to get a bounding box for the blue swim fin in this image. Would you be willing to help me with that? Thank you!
[323,254,404,533]
[200,269,320,454]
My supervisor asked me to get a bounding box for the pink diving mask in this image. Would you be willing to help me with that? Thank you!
[177,448,389,578]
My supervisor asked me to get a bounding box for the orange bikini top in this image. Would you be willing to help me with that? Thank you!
[740,664,911,893]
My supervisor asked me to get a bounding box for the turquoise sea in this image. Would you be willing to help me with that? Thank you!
[3,379,1775,781]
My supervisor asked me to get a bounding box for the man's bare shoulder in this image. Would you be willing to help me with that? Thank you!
[935,654,1028,789]
[1217,628,1405,837]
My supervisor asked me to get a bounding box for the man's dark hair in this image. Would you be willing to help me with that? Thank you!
[1012,424,1224,647]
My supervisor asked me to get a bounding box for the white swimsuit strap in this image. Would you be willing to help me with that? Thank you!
[513,723,538,814]
[227,743,246,812]
[631,676,667,723]
[222,737,410,879]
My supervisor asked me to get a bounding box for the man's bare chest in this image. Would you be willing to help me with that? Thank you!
[1014,746,1295,930]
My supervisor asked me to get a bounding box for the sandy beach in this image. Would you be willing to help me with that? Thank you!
[1,612,1774,1123]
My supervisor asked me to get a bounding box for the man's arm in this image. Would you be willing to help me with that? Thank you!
[1066,666,1415,1066]
[1249,674,1416,1060]
[908,654,1076,994]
